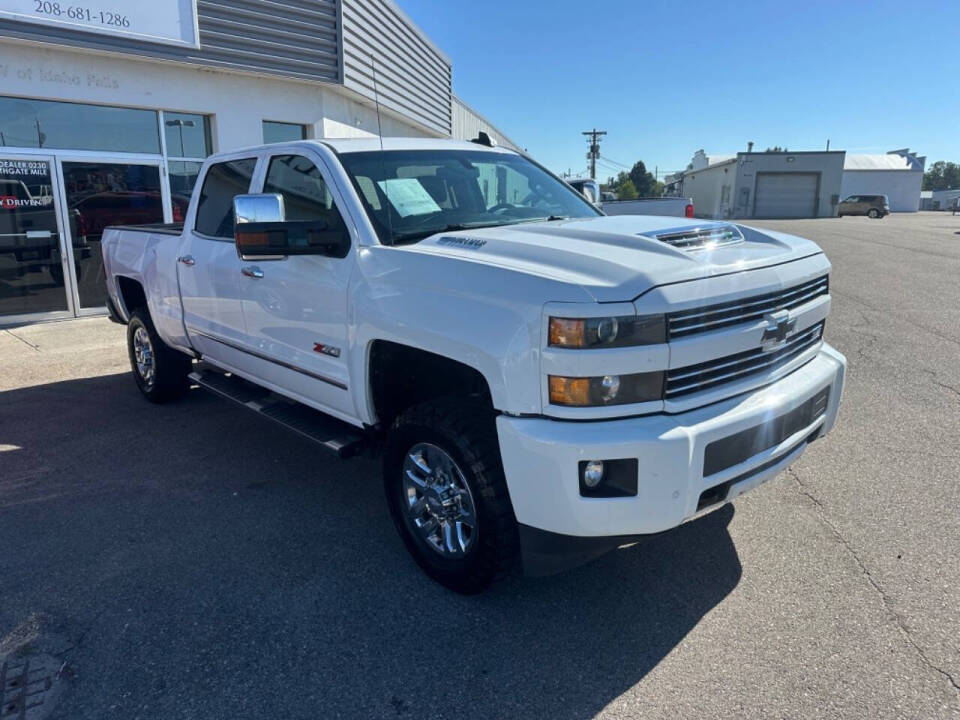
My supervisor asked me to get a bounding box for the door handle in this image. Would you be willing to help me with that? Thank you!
[241,266,264,279]
[178,255,196,266]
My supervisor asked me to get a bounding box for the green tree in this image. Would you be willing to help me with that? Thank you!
[923,161,960,191]
[616,178,639,200]
[628,161,658,197]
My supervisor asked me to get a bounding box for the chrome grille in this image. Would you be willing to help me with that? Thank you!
[667,275,828,340]
[666,322,824,398]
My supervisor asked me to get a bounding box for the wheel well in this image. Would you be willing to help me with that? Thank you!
[117,276,147,316]
[369,341,493,429]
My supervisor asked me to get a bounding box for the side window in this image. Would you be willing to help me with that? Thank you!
[263,154,343,223]
[194,158,257,238]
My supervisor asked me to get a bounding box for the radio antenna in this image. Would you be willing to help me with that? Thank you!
[370,54,394,245]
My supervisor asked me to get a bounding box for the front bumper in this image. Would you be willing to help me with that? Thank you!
[497,343,846,575]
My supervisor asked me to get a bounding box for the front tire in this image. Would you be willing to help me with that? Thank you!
[127,309,191,403]
[383,398,519,594]
[868,208,880,219]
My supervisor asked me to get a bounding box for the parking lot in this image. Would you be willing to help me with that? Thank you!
[1,211,958,719]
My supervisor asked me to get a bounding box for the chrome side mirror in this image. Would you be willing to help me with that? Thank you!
[234,193,285,225]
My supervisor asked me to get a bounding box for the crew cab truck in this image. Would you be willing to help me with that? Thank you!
[102,137,846,593]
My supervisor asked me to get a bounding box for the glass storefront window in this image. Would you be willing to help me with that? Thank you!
[263,121,307,144]
[0,96,160,154]
[167,160,203,200]
[61,162,164,309]
[164,113,212,158]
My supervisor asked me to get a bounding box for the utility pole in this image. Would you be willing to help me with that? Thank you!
[582,128,606,180]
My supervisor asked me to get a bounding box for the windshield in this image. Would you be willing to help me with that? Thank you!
[337,149,602,244]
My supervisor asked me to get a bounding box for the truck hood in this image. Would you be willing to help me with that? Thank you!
[402,215,823,302]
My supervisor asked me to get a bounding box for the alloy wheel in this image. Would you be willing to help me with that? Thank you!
[401,442,478,558]
[133,326,156,388]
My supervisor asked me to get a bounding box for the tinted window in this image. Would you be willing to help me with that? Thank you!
[263,155,341,223]
[0,96,159,153]
[194,159,257,238]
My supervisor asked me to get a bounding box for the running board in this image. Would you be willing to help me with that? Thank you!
[188,369,368,459]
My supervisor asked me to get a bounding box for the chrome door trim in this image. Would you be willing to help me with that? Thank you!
[194,330,348,391]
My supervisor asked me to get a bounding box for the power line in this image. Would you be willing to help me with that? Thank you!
[599,154,631,169]
[581,128,606,180]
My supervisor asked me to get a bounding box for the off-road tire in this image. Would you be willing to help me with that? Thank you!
[383,397,519,594]
[127,308,191,403]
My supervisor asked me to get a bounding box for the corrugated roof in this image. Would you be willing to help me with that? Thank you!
[844,154,919,171]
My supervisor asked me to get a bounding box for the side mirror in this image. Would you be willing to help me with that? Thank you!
[233,193,349,260]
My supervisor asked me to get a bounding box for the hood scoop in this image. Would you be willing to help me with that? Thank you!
[646,224,745,252]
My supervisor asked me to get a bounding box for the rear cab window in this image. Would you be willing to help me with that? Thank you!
[194,158,257,238]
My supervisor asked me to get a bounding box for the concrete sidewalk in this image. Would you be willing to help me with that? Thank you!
[1,318,126,391]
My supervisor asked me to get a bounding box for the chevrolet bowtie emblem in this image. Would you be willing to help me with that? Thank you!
[761,310,797,350]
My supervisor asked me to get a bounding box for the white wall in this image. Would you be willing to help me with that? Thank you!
[841,170,922,212]
[0,40,433,153]
[681,161,735,218]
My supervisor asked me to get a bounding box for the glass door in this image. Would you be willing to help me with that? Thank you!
[58,160,167,312]
[0,156,72,320]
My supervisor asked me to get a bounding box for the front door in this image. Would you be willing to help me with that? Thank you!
[240,152,354,420]
[59,160,166,313]
[0,156,71,321]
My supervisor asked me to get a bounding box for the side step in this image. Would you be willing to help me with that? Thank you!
[188,368,369,459]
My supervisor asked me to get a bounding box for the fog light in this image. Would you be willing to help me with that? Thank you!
[583,460,605,488]
[601,374,620,401]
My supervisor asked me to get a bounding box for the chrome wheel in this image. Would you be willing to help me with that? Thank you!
[132,326,155,388]
[402,442,477,558]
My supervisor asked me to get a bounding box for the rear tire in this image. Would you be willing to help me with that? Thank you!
[127,309,191,403]
[868,208,880,219]
[383,397,519,594]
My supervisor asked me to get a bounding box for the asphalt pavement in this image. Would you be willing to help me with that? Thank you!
[1,211,958,719]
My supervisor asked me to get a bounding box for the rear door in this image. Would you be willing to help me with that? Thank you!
[178,156,258,364]
[238,151,356,420]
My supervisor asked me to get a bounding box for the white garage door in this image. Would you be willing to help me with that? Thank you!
[754,173,818,218]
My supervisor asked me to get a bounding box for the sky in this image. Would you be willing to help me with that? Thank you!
[395,0,960,180]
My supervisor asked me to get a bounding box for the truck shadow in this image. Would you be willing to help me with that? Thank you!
[0,373,742,720]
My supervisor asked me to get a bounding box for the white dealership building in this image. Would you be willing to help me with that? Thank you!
[0,0,517,326]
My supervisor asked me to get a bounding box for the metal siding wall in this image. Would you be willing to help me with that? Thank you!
[451,96,520,151]
[0,1,340,82]
[340,0,451,135]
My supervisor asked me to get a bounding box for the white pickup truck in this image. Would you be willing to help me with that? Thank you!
[102,137,846,593]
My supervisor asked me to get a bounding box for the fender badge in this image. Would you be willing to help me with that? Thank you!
[313,343,341,358]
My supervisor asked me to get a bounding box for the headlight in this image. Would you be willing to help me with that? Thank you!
[549,372,664,406]
[548,314,665,348]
